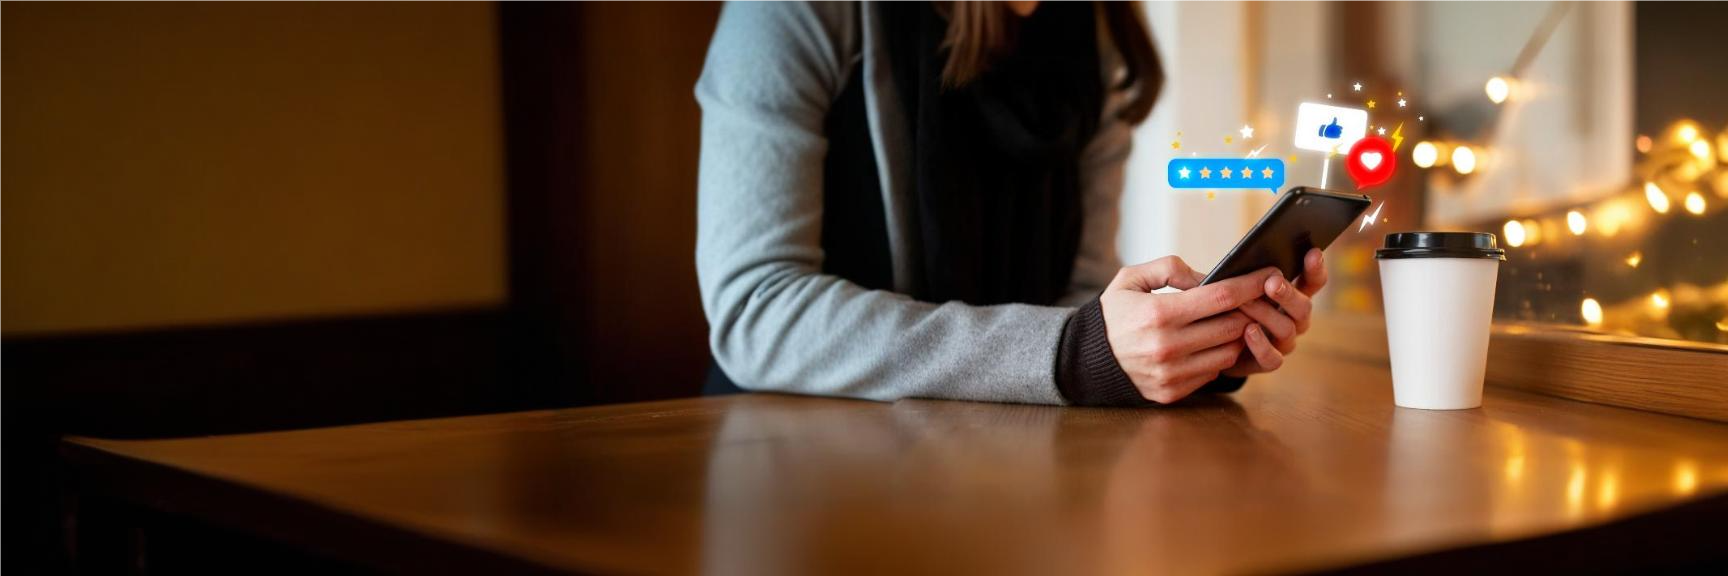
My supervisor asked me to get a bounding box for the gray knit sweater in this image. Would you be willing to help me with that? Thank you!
[694,2,1134,405]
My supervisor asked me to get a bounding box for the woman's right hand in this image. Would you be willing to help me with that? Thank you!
[1098,257,1282,404]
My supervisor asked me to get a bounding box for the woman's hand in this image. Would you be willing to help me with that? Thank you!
[1223,248,1328,376]
[1099,257,1283,404]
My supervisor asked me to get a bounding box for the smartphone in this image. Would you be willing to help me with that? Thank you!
[1199,187,1372,285]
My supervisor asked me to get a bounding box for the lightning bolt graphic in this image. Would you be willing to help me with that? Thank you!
[1391,122,1405,152]
[1245,144,1267,158]
[1359,200,1385,233]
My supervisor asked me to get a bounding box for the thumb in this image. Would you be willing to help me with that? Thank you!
[1108,256,1202,293]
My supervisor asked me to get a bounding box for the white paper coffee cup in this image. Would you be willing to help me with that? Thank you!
[1376,232,1506,410]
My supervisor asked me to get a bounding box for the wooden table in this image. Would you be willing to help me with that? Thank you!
[62,355,1728,574]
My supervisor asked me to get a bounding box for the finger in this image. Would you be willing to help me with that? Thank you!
[1172,267,1281,324]
[1237,298,1297,342]
[1156,375,1220,404]
[1109,256,1201,293]
[1164,311,1252,354]
[1264,273,1314,334]
[1297,248,1328,296]
[1172,340,1246,379]
[1243,324,1285,372]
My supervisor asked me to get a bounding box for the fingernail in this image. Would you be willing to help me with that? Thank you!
[1266,276,1286,295]
[1247,325,1263,340]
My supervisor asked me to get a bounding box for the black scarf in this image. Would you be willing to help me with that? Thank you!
[882,1,1102,305]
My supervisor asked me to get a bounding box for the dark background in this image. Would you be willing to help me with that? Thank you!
[4,3,722,572]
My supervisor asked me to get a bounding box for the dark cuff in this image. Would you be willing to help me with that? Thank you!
[1055,298,1151,407]
[1055,298,1252,406]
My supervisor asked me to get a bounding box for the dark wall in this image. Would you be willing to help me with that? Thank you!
[4,3,723,572]
[502,2,722,407]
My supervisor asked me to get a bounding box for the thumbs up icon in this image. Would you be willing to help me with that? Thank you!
[1319,118,1343,139]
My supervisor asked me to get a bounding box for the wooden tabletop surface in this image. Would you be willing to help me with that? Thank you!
[62,355,1728,574]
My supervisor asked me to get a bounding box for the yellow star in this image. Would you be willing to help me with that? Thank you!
[1220,167,1233,179]
[1206,191,1216,200]
[1262,167,1275,178]
[1367,99,1377,109]
[1241,167,1253,179]
[1224,136,1233,144]
[1199,167,1211,179]
[1171,140,1181,150]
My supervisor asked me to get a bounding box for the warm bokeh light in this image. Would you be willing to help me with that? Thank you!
[1645,181,1671,214]
[1675,460,1699,496]
[1597,470,1620,510]
[1452,146,1477,174]
[1625,251,1642,268]
[1651,290,1671,311]
[1566,211,1587,235]
[1503,219,1527,247]
[1594,200,1635,237]
[1690,139,1713,164]
[1581,298,1603,326]
[1565,463,1587,517]
[1635,135,1652,154]
[1675,122,1699,144]
[1412,141,1438,168]
[1485,76,1511,104]
[1684,191,1706,215]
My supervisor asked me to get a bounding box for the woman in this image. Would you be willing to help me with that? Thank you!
[695,1,1325,406]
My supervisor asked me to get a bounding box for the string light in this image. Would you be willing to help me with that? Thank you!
[1485,76,1512,104]
[1690,139,1713,164]
[1504,219,1527,247]
[1566,211,1587,235]
[1581,298,1603,327]
[1675,122,1699,144]
[1412,141,1439,168]
[1453,146,1478,174]
[1683,191,1706,215]
[1625,251,1642,268]
[1645,181,1671,214]
[1635,135,1652,154]
[1650,290,1671,315]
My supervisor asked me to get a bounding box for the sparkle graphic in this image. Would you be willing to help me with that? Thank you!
[1398,98,1408,108]
[1366,99,1377,109]
[1377,127,1386,136]
[1224,136,1233,144]
[1207,191,1216,200]
[1353,82,1363,91]
[1239,124,1255,140]
[1358,200,1385,232]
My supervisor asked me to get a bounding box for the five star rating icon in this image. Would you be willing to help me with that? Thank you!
[1168,158,1285,193]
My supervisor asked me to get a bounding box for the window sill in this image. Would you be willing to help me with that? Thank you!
[1306,312,1728,422]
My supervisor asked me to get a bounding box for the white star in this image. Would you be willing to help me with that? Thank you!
[1377,127,1386,136]
[1398,98,1407,108]
[1178,167,1191,179]
[1238,124,1254,140]
[1418,115,1425,122]
[1326,93,1333,99]
[1353,82,1363,91]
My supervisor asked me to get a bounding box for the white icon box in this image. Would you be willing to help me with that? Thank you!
[1293,102,1369,153]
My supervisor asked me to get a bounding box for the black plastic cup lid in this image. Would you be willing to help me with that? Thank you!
[1376,232,1506,260]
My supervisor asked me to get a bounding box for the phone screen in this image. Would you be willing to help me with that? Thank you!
[1199,187,1372,285]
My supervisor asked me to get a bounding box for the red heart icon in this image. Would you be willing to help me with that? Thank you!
[1346,135,1396,190]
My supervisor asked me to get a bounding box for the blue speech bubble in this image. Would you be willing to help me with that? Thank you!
[1167,158,1286,193]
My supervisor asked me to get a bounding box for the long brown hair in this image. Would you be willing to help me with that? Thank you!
[937,1,1162,124]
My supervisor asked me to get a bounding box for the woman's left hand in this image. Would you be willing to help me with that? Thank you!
[1221,248,1327,376]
